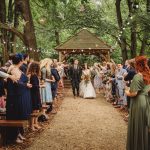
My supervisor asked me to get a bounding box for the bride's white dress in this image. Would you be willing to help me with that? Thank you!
[79,69,96,99]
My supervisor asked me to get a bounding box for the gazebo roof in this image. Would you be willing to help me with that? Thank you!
[55,29,112,52]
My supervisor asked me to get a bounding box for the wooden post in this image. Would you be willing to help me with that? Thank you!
[59,51,62,62]
[107,50,111,62]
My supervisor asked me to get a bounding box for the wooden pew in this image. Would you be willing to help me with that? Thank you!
[0,112,6,119]
[0,120,28,146]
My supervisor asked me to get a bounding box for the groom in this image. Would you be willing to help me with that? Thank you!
[69,59,82,98]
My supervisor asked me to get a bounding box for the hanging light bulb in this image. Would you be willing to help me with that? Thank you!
[135,3,139,9]
[39,17,47,25]
[130,16,133,19]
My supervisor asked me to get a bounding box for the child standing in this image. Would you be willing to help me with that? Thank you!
[28,62,43,130]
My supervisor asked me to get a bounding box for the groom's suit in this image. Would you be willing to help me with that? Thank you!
[69,65,82,96]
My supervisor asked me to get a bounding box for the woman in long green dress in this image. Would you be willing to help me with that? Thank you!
[125,56,150,150]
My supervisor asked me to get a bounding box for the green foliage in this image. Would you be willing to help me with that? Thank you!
[28,0,150,62]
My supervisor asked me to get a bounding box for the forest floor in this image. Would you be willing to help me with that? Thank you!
[26,90,127,150]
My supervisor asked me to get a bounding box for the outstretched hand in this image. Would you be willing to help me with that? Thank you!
[27,83,32,88]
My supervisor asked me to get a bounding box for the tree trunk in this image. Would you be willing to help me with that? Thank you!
[127,0,137,58]
[15,0,38,60]
[139,0,150,55]
[140,35,147,55]
[115,0,128,63]
[55,30,60,46]
[130,24,137,57]
[0,0,8,63]
[7,0,14,53]
[147,0,150,12]
[12,0,20,53]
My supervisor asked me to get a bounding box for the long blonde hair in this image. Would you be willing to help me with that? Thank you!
[40,58,53,75]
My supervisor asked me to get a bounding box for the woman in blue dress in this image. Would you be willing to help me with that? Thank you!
[40,58,53,104]
[6,53,32,144]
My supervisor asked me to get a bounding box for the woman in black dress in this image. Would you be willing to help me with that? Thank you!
[28,62,43,130]
[6,53,32,143]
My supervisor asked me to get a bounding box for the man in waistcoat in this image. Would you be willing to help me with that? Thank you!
[69,59,82,98]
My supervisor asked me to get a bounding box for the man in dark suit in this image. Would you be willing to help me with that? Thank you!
[69,59,82,98]
[51,63,60,100]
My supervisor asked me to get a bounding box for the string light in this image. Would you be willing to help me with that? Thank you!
[130,16,133,20]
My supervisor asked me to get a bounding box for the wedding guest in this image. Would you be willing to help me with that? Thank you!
[40,58,53,105]
[125,56,150,150]
[100,61,107,74]
[20,54,29,74]
[6,53,32,143]
[57,62,65,88]
[93,63,102,93]
[110,63,117,101]
[6,53,14,67]
[124,60,136,109]
[51,62,60,103]
[148,58,150,68]
[28,62,43,130]
[115,64,127,108]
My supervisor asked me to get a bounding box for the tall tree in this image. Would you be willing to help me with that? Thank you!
[140,0,150,55]
[115,0,128,63]
[127,0,137,58]
[7,0,14,53]
[0,0,8,63]
[15,0,38,60]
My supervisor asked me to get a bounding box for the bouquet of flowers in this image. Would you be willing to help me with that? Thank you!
[84,74,90,86]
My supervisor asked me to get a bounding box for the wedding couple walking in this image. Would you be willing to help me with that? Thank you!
[69,59,96,99]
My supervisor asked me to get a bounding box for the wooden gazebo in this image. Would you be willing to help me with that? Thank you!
[55,29,112,62]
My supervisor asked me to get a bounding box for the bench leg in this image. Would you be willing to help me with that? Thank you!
[0,127,7,146]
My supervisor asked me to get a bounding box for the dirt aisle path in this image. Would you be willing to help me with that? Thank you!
[27,91,127,150]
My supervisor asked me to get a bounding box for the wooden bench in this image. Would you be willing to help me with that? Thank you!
[0,120,28,146]
[0,112,6,119]
[0,120,27,127]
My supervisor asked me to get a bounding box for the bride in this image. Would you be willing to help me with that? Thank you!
[80,63,96,99]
